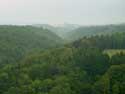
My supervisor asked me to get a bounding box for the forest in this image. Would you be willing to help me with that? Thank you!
[0,24,125,94]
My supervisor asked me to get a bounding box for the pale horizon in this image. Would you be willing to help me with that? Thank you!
[0,0,125,25]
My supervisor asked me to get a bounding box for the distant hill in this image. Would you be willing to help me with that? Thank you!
[69,32,125,49]
[0,25,63,65]
[32,23,80,38]
[65,24,125,41]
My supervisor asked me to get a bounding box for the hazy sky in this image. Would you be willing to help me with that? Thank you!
[0,0,125,25]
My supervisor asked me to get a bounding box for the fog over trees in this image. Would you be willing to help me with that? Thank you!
[0,0,125,94]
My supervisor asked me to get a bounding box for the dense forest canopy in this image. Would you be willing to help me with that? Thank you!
[0,25,63,65]
[0,24,124,94]
[70,32,125,49]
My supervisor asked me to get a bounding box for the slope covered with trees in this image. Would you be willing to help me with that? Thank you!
[69,32,125,49]
[32,23,80,39]
[0,25,63,65]
[0,47,124,94]
[65,24,125,41]
[0,25,124,94]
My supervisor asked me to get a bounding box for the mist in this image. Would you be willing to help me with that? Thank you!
[0,0,125,25]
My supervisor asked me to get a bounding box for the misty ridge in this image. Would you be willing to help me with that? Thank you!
[0,0,125,94]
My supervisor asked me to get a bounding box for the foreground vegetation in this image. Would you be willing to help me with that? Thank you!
[0,47,124,94]
[0,25,125,94]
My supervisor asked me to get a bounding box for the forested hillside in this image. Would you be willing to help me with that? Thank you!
[0,25,124,94]
[0,26,63,65]
[70,32,125,49]
[33,24,80,38]
[0,0,124,93]
[0,47,124,94]
[65,24,125,41]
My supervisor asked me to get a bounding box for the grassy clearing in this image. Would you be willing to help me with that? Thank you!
[103,49,125,57]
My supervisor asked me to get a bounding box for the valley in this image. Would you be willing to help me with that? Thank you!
[0,24,124,94]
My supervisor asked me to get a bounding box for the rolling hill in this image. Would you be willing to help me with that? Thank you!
[0,25,63,65]
[32,23,80,39]
[0,25,124,94]
[65,24,125,41]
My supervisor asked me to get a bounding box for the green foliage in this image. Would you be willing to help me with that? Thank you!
[0,25,124,94]
[93,64,125,94]
[0,25,63,65]
[73,48,110,76]
[110,52,125,65]
[104,49,125,57]
[0,47,113,94]
[70,32,125,49]
[66,24,125,41]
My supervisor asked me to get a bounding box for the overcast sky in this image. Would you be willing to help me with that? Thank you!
[0,0,125,25]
